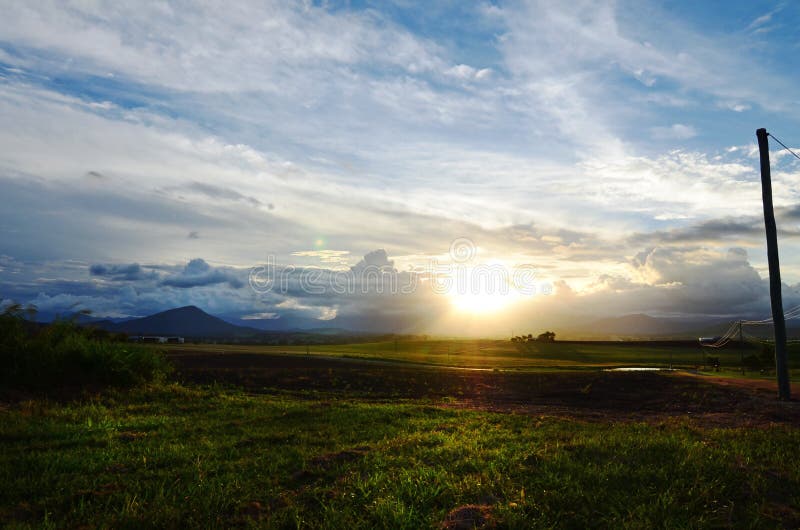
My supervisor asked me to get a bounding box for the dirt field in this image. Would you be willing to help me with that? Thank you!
[168,351,800,426]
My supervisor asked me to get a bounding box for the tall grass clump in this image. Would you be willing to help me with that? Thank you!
[0,304,171,390]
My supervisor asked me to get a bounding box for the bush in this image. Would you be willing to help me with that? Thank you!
[0,305,171,390]
[742,344,775,371]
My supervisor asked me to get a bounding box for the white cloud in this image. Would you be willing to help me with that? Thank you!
[444,64,492,81]
[241,312,279,320]
[650,124,697,140]
[0,1,452,92]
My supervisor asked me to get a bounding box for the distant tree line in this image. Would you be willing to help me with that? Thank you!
[511,331,556,343]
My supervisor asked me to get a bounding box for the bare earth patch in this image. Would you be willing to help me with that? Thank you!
[169,352,800,427]
[441,504,494,530]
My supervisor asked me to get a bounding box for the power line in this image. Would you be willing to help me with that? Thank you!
[741,303,800,325]
[701,306,800,348]
[768,132,800,162]
[701,321,741,348]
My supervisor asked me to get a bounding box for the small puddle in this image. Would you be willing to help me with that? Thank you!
[605,367,675,372]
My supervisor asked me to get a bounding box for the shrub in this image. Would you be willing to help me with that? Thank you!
[742,344,776,371]
[0,305,171,390]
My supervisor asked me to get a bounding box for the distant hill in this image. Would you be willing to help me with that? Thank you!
[97,306,264,338]
[564,313,728,340]
[77,305,800,342]
[567,313,800,341]
[590,314,698,336]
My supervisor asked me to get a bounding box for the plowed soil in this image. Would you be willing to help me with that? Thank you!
[169,351,800,426]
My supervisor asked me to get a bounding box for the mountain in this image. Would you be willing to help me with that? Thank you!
[99,306,264,338]
[563,313,729,340]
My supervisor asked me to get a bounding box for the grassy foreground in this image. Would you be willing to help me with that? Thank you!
[2,384,799,528]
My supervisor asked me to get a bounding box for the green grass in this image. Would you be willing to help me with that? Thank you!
[165,339,800,378]
[2,384,799,528]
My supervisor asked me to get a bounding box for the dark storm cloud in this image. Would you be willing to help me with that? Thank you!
[628,213,800,248]
[90,262,156,281]
[629,217,761,246]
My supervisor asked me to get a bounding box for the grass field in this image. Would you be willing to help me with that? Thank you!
[2,384,800,529]
[163,339,800,379]
[3,339,800,528]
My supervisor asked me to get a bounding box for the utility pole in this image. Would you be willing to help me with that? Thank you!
[756,128,791,400]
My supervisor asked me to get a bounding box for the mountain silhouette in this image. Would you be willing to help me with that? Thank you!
[102,305,263,338]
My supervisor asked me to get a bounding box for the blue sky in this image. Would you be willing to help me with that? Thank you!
[1,1,800,334]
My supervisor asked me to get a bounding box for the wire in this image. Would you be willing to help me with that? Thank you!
[741,304,800,325]
[701,321,741,348]
[768,132,800,162]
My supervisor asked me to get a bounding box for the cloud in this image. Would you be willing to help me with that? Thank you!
[182,181,262,207]
[0,254,24,274]
[351,249,396,273]
[275,298,339,321]
[2,1,800,333]
[241,312,279,320]
[161,259,244,289]
[746,7,782,32]
[89,263,155,281]
[650,124,697,140]
[291,250,351,266]
[444,64,492,81]
[629,217,762,245]
[0,2,452,92]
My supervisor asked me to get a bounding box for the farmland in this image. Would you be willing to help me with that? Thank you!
[163,338,800,377]
[3,339,800,528]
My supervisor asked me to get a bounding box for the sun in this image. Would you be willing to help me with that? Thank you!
[447,278,520,314]
[449,290,517,314]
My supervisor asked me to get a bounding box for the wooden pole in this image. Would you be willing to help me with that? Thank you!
[756,128,791,400]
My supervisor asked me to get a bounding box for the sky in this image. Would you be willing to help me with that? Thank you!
[1,0,800,335]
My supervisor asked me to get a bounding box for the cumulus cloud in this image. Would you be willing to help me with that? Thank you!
[161,259,244,289]
[351,249,396,273]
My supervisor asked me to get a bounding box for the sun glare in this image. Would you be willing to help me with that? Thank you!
[447,277,520,314]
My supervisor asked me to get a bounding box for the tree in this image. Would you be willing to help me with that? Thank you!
[536,331,556,343]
